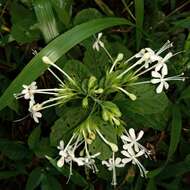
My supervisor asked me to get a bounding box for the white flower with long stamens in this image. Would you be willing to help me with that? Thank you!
[93,33,104,51]
[28,102,42,123]
[102,157,125,171]
[102,153,125,186]
[22,81,37,100]
[155,52,173,75]
[77,152,100,173]
[14,81,37,101]
[121,147,148,177]
[121,128,150,157]
[151,70,185,94]
[119,41,173,79]
[151,70,169,93]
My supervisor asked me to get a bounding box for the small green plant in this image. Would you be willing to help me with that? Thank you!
[14,33,185,186]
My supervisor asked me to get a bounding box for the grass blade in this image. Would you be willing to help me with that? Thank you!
[0,17,133,111]
[167,104,182,160]
[135,0,144,50]
[33,0,59,43]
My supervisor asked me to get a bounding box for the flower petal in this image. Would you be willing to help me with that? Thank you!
[164,81,169,90]
[121,150,131,158]
[151,71,161,78]
[151,78,161,84]
[156,82,164,93]
[57,157,64,167]
[122,158,132,164]
[129,128,136,140]
[121,135,131,142]
[136,130,144,141]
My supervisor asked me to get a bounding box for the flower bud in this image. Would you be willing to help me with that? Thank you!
[109,143,118,152]
[42,56,52,65]
[86,138,93,144]
[112,117,120,126]
[127,93,137,101]
[102,109,109,121]
[94,88,104,94]
[116,53,124,62]
[82,97,88,108]
[89,132,96,140]
[88,76,97,90]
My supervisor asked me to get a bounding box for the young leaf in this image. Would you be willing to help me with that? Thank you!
[26,167,43,190]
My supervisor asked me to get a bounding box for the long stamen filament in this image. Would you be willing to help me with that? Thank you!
[41,96,67,106]
[102,46,114,62]
[42,56,75,84]
[48,68,65,85]
[112,152,117,186]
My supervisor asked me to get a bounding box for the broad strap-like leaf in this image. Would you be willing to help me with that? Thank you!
[0,17,133,111]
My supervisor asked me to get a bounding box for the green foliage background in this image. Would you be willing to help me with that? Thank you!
[0,0,190,189]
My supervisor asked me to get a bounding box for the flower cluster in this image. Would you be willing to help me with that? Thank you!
[14,32,185,185]
[102,128,149,185]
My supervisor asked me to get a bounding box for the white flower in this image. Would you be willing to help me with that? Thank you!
[151,70,169,93]
[21,81,37,100]
[77,152,100,173]
[102,157,125,171]
[28,102,42,123]
[121,128,144,152]
[93,33,104,51]
[155,52,173,75]
[121,147,148,177]
[134,48,160,68]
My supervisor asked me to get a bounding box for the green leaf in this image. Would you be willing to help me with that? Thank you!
[173,17,190,28]
[135,0,144,50]
[94,0,114,16]
[89,119,117,160]
[146,179,157,190]
[63,60,91,81]
[0,17,133,111]
[34,138,56,157]
[167,104,182,160]
[50,106,88,146]
[0,170,24,180]
[10,1,40,43]
[0,139,31,160]
[26,167,43,190]
[33,0,59,43]
[179,85,190,100]
[123,107,170,130]
[28,127,41,150]
[41,174,62,190]
[116,84,169,115]
[47,156,89,187]
[51,0,73,27]
[73,8,102,26]
[158,154,190,180]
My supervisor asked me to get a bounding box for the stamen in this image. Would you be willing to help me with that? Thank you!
[111,152,117,186]
[42,56,75,84]
[156,40,173,55]
[48,68,65,85]
[109,53,124,73]
[102,46,114,62]
[116,87,136,101]
[96,129,118,152]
